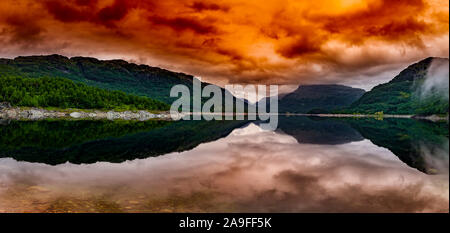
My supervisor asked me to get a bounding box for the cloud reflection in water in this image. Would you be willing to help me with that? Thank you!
[0,123,448,213]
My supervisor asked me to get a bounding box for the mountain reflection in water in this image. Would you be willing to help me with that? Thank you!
[0,117,448,212]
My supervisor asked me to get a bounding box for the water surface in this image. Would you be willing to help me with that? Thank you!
[0,117,448,212]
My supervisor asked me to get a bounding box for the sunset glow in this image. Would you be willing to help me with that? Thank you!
[0,0,448,88]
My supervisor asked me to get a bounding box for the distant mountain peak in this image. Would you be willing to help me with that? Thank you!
[293,84,365,92]
[274,84,366,113]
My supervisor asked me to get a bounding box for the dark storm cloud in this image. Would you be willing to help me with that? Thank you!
[0,0,448,87]
[147,15,218,35]
[190,2,229,12]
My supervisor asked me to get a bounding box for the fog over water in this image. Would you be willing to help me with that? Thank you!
[0,123,448,213]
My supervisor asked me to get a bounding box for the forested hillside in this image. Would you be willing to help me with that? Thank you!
[0,76,169,111]
[344,57,449,115]
[0,55,251,111]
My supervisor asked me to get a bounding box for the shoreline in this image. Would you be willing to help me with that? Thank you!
[1,107,448,122]
[283,113,448,121]
[0,107,173,121]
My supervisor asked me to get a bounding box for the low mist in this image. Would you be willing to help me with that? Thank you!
[417,59,449,100]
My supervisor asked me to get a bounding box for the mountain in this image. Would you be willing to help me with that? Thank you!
[267,85,365,113]
[0,55,194,104]
[346,57,449,115]
[0,55,250,111]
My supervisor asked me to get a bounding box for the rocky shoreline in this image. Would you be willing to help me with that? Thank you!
[0,106,173,121]
[1,102,447,122]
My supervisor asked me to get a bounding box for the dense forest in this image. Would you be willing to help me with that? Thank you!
[0,55,251,112]
[0,55,194,104]
[0,76,169,111]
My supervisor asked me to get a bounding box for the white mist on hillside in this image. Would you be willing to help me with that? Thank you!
[418,59,449,100]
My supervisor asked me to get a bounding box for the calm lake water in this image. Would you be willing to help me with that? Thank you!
[0,117,448,213]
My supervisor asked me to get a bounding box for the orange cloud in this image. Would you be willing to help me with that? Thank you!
[0,0,448,88]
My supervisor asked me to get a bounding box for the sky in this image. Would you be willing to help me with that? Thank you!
[0,0,448,90]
